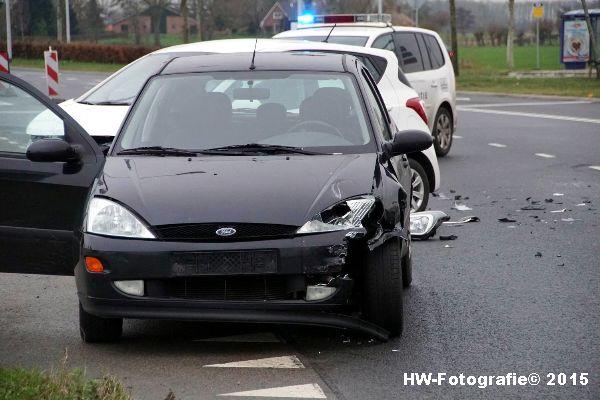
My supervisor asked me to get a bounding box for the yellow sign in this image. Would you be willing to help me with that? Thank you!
[532,3,544,19]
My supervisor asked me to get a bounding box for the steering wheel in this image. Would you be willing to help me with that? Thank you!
[287,120,344,138]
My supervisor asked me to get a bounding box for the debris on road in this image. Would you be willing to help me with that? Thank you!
[535,252,543,258]
[520,205,546,211]
[444,244,454,248]
[550,209,566,213]
[553,193,564,196]
[498,217,517,223]
[545,198,554,203]
[443,216,480,225]
[561,218,577,222]
[440,234,458,241]
[452,202,473,211]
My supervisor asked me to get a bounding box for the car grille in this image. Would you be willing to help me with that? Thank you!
[153,276,289,301]
[153,223,298,241]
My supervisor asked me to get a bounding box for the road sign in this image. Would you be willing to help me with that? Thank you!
[532,2,544,19]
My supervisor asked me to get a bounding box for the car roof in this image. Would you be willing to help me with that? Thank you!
[155,38,398,69]
[276,25,442,38]
[161,52,349,75]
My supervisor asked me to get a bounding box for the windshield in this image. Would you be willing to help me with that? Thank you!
[115,71,374,155]
[80,54,172,105]
[279,36,369,46]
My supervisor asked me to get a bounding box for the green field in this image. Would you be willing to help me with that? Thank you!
[458,45,600,97]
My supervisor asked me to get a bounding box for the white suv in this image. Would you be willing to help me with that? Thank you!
[275,21,457,157]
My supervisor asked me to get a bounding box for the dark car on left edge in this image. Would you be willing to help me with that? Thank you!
[0,52,431,342]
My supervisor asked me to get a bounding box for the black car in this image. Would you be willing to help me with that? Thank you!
[0,52,431,342]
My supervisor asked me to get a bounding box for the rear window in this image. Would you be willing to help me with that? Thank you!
[423,34,445,69]
[277,35,369,46]
[80,54,173,105]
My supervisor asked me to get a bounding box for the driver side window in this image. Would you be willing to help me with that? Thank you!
[0,80,64,155]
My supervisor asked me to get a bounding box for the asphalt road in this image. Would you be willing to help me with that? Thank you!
[1,70,599,399]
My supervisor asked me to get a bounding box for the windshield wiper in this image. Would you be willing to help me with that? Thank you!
[117,146,198,156]
[79,96,135,106]
[205,143,326,155]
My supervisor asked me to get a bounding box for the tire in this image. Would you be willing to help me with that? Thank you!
[79,303,122,343]
[363,238,404,336]
[433,107,453,157]
[408,158,430,212]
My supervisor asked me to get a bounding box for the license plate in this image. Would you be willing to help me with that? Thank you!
[171,250,278,275]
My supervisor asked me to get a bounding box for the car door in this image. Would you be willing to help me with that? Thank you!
[391,32,434,121]
[0,73,104,275]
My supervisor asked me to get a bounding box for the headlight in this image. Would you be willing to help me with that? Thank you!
[85,197,155,239]
[297,196,375,234]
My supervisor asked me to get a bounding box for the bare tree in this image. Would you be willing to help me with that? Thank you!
[120,0,144,45]
[449,0,458,76]
[581,0,599,78]
[142,0,171,46]
[507,0,514,69]
[180,0,189,43]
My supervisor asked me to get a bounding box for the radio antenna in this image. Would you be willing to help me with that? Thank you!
[323,24,337,43]
[249,38,258,70]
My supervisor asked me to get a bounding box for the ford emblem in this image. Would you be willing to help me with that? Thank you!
[216,227,236,237]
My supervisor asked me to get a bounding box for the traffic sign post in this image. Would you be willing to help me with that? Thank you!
[4,0,12,61]
[44,47,60,97]
[532,2,544,69]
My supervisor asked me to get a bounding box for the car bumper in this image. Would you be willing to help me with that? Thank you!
[75,230,389,339]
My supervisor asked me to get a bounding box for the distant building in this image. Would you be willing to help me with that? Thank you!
[106,7,197,35]
[260,1,297,34]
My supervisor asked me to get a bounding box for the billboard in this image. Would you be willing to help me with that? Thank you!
[562,19,590,62]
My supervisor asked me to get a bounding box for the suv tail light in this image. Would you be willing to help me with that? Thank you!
[406,97,428,125]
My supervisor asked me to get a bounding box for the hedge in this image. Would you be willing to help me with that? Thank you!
[0,41,158,64]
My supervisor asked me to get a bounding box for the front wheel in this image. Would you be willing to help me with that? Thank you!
[409,158,430,212]
[79,303,122,343]
[362,238,404,336]
[433,107,453,157]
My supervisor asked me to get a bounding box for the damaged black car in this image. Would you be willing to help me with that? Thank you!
[0,52,431,342]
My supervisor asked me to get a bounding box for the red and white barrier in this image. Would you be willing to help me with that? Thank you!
[0,52,9,74]
[44,48,59,97]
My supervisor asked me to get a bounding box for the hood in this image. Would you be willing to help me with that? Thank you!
[59,99,129,137]
[96,154,377,227]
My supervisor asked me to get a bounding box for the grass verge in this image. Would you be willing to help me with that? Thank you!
[9,58,124,74]
[0,355,132,400]
[458,45,600,98]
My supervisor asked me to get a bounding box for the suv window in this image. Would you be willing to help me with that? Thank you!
[393,33,424,73]
[423,34,445,69]
[371,33,396,52]
[416,34,432,70]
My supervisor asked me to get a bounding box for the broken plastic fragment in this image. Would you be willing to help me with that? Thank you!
[444,244,453,248]
[439,235,457,241]
[498,217,516,223]
[550,209,566,213]
[452,202,472,211]
[435,192,450,200]
[535,252,542,258]
[443,216,480,225]
[520,205,546,211]
[544,198,554,203]
[576,203,586,207]
[553,193,564,196]
[561,218,576,222]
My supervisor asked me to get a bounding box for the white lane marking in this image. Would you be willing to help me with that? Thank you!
[488,142,507,148]
[589,166,600,171]
[460,100,592,108]
[218,383,326,398]
[458,107,600,125]
[194,332,281,343]
[535,153,556,158]
[456,97,471,101]
[204,356,304,369]
[66,77,78,81]
[453,135,464,139]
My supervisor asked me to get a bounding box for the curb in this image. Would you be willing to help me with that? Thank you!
[457,90,599,102]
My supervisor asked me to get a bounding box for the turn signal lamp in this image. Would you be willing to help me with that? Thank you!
[85,256,104,273]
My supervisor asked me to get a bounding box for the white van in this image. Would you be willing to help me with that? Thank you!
[274,17,457,156]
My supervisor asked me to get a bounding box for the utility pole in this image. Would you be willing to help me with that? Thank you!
[57,0,63,42]
[449,0,458,76]
[507,0,515,69]
[4,0,11,60]
[65,0,71,43]
[378,0,382,14]
[581,0,599,78]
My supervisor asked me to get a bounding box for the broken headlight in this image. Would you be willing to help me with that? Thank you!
[297,196,375,234]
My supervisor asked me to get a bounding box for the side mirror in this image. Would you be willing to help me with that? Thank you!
[26,139,81,163]
[382,130,432,160]
[410,211,450,240]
